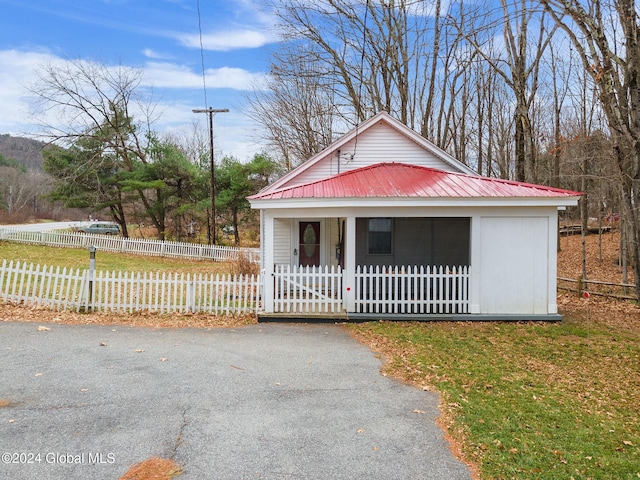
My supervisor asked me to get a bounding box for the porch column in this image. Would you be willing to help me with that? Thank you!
[262,211,275,313]
[469,215,481,314]
[343,216,356,312]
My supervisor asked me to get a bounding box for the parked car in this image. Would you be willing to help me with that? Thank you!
[77,222,120,235]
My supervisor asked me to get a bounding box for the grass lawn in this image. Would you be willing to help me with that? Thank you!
[0,241,235,275]
[349,302,640,479]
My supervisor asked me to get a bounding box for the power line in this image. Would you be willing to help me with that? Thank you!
[196,0,208,108]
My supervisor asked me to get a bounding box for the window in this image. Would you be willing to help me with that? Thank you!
[368,218,392,254]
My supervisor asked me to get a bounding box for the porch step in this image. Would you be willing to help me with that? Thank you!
[258,312,563,323]
[347,313,563,322]
[257,312,349,323]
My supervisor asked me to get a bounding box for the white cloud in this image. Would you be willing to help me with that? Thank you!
[178,29,274,51]
[143,48,172,60]
[142,61,266,90]
[0,49,66,135]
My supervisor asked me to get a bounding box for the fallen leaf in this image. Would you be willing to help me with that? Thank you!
[100,342,107,346]
[357,429,365,434]
[413,409,426,414]
[37,326,50,332]
[35,373,43,377]
[8,419,15,423]
[80,388,88,392]
[623,440,634,446]
[135,349,144,353]
[160,358,168,362]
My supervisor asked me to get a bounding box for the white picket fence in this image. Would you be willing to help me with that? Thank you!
[273,265,343,313]
[0,228,260,263]
[354,265,470,314]
[0,260,260,314]
[1,257,470,317]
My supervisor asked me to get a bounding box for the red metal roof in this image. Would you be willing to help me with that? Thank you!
[249,163,582,200]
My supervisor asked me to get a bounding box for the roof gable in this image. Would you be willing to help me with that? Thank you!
[249,162,582,201]
[260,112,476,195]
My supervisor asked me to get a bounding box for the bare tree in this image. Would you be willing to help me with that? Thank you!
[247,42,337,170]
[27,59,172,239]
[0,167,50,215]
[454,0,556,182]
[540,0,640,300]
[256,0,475,161]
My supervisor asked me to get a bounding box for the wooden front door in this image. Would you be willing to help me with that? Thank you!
[299,221,320,266]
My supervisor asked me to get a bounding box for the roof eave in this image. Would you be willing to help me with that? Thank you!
[249,195,581,210]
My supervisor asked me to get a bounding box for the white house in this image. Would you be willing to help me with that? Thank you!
[248,112,581,321]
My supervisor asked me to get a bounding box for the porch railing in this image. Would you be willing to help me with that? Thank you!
[354,265,470,314]
[273,265,343,313]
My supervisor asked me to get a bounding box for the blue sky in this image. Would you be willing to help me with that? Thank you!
[0,0,278,161]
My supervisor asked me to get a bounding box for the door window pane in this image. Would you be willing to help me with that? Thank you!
[302,223,317,257]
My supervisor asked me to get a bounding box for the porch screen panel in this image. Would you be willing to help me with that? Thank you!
[430,218,470,267]
[356,217,470,267]
[391,218,470,267]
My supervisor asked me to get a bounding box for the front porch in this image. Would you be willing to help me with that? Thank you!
[255,209,566,321]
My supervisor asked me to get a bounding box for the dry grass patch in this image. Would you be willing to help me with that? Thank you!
[0,398,12,408]
[230,252,260,277]
[558,231,634,284]
[0,303,257,329]
[118,457,183,480]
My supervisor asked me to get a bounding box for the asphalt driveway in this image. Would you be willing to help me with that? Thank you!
[0,322,471,479]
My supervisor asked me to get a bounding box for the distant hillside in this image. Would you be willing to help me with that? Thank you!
[0,134,47,171]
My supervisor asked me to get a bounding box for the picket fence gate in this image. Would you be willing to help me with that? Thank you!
[0,260,260,314]
[354,265,470,314]
[0,228,260,263]
[272,265,343,313]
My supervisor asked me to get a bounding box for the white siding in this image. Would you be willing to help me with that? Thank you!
[274,218,292,265]
[280,121,460,188]
[478,217,549,314]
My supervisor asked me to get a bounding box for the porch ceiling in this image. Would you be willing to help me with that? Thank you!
[248,162,582,203]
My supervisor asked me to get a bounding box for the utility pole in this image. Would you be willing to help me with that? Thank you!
[192,107,229,245]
